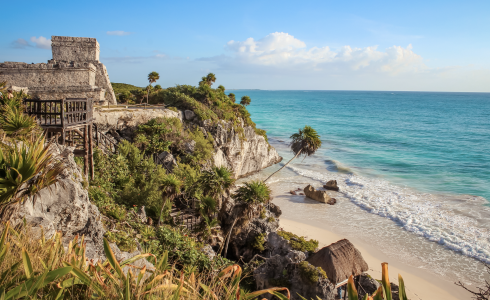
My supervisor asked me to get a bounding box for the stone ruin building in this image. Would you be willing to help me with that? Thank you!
[0,36,117,105]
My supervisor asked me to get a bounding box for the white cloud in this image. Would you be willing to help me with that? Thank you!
[107,31,132,36]
[12,38,31,49]
[30,36,51,49]
[220,32,425,74]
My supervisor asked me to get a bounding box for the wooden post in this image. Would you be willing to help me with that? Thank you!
[84,125,89,178]
[343,285,347,300]
[89,124,94,180]
[61,99,65,145]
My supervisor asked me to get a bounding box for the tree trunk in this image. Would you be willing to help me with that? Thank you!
[158,197,168,226]
[223,217,238,258]
[264,148,302,183]
[146,86,150,108]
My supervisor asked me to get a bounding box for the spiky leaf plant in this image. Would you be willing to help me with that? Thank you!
[0,135,65,207]
[346,262,409,300]
[0,105,38,138]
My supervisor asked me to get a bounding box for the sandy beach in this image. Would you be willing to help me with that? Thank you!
[279,218,470,300]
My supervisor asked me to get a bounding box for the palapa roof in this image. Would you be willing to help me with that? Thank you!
[306,239,368,284]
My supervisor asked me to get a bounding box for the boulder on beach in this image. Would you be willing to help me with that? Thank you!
[307,239,368,285]
[324,180,339,191]
[304,185,332,204]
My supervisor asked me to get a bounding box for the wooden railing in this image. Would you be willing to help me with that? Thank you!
[24,98,92,128]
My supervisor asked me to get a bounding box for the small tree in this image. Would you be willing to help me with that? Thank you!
[228,93,236,103]
[217,85,225,93]
[199,73,216,87]
[240,96,251,106]
[265,125,322,182]
[159,174,182,225]
[146,71,160,106]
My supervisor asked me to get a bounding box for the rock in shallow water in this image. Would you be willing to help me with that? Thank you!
[304,185,332,204]
[324,180,340,191]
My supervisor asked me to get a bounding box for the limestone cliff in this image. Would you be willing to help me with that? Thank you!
[202,119,282,178]
[93,108,282,178]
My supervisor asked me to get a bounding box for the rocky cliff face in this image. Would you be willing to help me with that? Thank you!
[94,108,282,178]
[201,119,282,178]
[8,145,106,260]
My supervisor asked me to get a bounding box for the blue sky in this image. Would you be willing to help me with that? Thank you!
[2,0,489,92]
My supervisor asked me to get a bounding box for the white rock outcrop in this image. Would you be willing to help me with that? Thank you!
[206,120,282,178]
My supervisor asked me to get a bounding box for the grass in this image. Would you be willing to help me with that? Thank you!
[277,230,319,253]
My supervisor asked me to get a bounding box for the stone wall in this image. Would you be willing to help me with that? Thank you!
[0,36,116,105]
[0,61,96,87]
[51,36,100,62]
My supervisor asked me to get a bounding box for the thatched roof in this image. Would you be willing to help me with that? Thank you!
[306,239,368,284]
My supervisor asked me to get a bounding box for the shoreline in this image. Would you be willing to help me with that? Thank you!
[278,218,471,300]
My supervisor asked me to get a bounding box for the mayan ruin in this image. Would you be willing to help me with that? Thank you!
[0,36,117,105]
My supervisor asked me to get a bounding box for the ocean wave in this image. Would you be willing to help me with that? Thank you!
[286,164,490,263]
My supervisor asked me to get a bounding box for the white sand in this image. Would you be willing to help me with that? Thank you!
[280,218,471,300]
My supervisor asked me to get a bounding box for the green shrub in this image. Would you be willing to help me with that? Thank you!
[260,208,266,219]
[298,261,327,284]
[267,216,276,223]
[252,233,267,251]
[167,106,178,112]
[155,224,231,271]
[187,128,214,165]
[277,230,319,253]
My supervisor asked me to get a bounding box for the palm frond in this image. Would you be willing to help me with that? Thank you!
[290,125,322,157]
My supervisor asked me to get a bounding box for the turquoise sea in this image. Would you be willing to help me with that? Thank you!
[233,90,490,283]
[235,90,490,200]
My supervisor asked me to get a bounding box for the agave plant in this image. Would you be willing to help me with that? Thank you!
[346,262,408,300]
[0,135,65,207]
[0,105,38,138]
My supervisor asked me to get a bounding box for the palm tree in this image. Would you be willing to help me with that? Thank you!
[223,180,271,257]
[146,71,160,106]
[240,96,251,106]
[264,125,322,183]
[159,173,182,226]
[0,135,65,209]
[199,166,235,198]
[199,73,216,87]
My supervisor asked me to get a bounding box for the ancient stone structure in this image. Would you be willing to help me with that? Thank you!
[0,36,116,105]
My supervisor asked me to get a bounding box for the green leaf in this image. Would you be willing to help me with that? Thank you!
[103,238,125,280]
[398,274,408,300]
[65,263,105,296]
[21,248,33,279]
[271,291,290,300]
[42,267,73,287]
[347,275,359,300]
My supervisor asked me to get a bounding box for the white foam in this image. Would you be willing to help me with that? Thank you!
[287,164,490,263]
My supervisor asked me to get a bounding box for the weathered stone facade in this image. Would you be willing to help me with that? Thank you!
[0,36,116,105]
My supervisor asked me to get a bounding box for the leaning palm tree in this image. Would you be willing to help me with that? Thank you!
[264,125,322,183]
[159,173,182,226]
[146,71,160,106]
[0,135,65,210]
